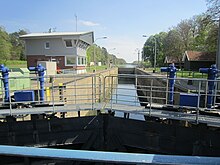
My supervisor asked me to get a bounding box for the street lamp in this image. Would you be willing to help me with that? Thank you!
[134,48,140,67]
[143,35,157,73]
[93,37,107,71]
[108,48,116,68]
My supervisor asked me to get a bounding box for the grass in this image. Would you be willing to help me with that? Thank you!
[86,65,108,73]
[176,71,207,78]
[0,60,27,68]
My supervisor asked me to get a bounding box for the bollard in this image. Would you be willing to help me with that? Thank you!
[199,64,218,109]
[161,63,177,105]
[29,64,46,102]
[0,64,9,102]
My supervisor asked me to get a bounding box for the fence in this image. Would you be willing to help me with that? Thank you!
[0,74,219,125]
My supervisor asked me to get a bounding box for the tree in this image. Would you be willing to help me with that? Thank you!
[9,29,28,60]
[206,0,220,21]
[0,27,12,63]
[176,19,195,51]
[164,29,184,61]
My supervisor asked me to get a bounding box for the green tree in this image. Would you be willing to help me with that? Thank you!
[0,27,12,63]
[163,29,184,65]
[9,29,28,60]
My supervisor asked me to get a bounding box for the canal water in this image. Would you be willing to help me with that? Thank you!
[111,81,145,121]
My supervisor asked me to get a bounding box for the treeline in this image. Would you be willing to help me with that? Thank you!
[0,27,28,63]
[86,45,126,66]
[142,0,220,67]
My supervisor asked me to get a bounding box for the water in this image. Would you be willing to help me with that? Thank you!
[111,83,145,121]
[118,64,137,68]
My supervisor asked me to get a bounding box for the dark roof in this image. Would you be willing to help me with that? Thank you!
[184,51,216,61]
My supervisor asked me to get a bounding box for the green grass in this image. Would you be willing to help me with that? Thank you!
[0,60,27,68]
[86,65,108,73]
[176,71,207,78]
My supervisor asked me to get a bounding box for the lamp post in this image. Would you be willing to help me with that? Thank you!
[143,35,157,73]
[93,37,107,71]
[108,48,116,68]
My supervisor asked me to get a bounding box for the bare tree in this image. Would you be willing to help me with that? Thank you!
[176,20,194,50]
[206,0,220,20]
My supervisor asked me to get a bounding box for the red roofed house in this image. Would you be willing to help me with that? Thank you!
[164,56,184,68]
[182,51,216,71]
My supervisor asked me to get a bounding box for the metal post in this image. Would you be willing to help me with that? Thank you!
[98,76,101,103]
[74,75,77,105]
[153,37,157,73]
[8,79,12,116]
[92,75,94,110]
[216,17,220,70]
[149,79,153,116]
[196,80,201,124]
[165,77,169,105]
[110,76,113,111]
[51,77,55,113]
[135,75,138,106]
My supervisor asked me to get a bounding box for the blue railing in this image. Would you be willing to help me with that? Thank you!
[0,145,219,164]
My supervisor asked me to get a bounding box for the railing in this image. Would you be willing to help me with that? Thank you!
[0,74,105,117]
[103,74,220,125]
[0,145,219,164]
[0,73,220,125]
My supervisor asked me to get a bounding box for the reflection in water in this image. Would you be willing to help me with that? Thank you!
[111,84,145,121]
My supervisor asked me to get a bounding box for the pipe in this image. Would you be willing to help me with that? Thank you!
[199,64,218,109]
[161,63,177,105]
[0,64,9,102]
[29,64,46,102]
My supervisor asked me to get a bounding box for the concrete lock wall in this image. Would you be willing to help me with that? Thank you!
[136,69,187,105]
[43,68,118,117]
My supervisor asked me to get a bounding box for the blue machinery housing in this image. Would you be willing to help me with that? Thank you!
[28,63,46,102]
[161,63,219,109]
[0,64,9,102]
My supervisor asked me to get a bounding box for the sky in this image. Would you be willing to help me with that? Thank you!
[0,0,208,63]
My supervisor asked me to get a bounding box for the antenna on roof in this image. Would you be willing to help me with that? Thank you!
[75,14,78,32]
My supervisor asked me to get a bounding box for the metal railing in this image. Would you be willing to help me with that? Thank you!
[0,73,104,116]
[0,73,220,125]
[0,145,219,164]
[103,74,220,125]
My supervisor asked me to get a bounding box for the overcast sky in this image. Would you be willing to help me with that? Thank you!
[0,0,208,62]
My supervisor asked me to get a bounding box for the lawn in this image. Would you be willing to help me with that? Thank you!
[86,65,108,73]
[0,60,27,68]
[176,70,207,78]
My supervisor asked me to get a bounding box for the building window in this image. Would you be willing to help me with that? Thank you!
[45,42,50,49]
[77,57,86,65]
[64,39,73,48]
[66,56,76,65]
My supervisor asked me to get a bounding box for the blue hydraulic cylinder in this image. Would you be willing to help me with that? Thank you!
[161,63,177,105]
[0,64,9,102]
[199,64,218,109]
[29,64,46,102]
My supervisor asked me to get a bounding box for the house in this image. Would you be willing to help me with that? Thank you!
[164,56,184,68]
[20,31,94,73]
[182,51,216,71]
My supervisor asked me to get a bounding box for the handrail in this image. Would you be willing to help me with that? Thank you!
[0,145,219,164]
